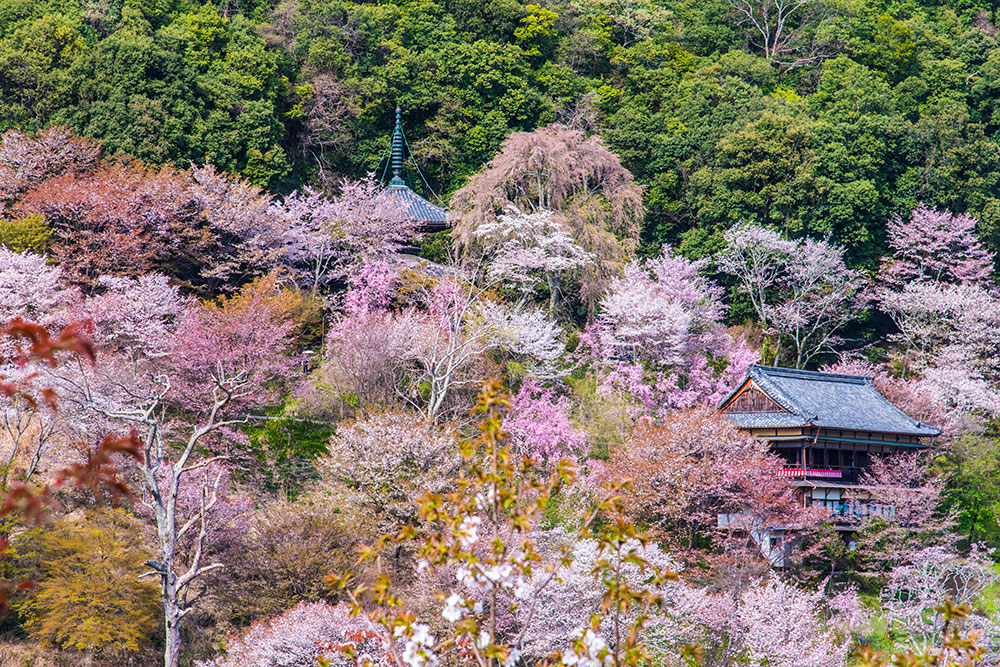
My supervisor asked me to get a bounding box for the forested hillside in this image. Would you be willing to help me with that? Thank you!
[7,0,1000,261]
[4,0,1000,666]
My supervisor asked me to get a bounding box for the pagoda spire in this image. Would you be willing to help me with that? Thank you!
[389,105,405,187]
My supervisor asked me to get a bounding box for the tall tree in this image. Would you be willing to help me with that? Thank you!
[449,124,644,312]
[717,223,869,368]
[56,276,298,667]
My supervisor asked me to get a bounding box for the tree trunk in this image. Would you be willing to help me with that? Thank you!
[547,273,560,316]
[163,572,182,667]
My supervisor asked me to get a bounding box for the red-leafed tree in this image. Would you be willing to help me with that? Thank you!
[604,408,813,551]
[15,163,185,284]
[14,159,285,291]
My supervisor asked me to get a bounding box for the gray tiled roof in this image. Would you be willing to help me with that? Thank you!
[726,412,809,429]
[725,365,941,437]
[382,185,447,229]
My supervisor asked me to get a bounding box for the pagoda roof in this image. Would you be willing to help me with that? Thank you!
[720,365,941,437]
[379,105,448,232]
[380,184,447,230]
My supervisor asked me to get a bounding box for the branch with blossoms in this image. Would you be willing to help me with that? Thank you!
[330,380,677,667]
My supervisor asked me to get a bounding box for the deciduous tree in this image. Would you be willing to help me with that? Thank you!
[449,125,643,311]
[717,224,869,368]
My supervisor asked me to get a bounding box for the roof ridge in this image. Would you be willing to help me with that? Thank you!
[750,364,868,384]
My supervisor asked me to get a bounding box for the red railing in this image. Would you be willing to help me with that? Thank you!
[777,468,843,479]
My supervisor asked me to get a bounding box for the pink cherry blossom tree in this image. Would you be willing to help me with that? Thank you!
[203,600,391,667]
[0,127,101,203]
[587,246,757,412]
[279,175,419,292]
[882,205,994,287]
[503,380,586,467]
[54,276,299,667]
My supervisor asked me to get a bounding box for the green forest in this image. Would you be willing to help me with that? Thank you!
[7,0,1000,263]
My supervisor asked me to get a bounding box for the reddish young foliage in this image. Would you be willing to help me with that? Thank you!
[604,408,811,551]
[0,319,142,616]
[14,163,185,283]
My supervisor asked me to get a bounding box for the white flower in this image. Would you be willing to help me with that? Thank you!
[411,623,434,646]
[562,628,610,667]
[502,648,521,667]
[473,601,484,616]
[442,593,464,622]
[457,515,482,548]
[455,564,478,588]
[416,558,430,573]
[513,577,530,600]
[477,630,491,648]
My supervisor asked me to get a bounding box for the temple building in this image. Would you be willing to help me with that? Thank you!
[719,365,941,525]
[379,106,448,241]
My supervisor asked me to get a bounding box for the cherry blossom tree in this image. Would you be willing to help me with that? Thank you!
[516,530,678,661]
[54,277,298,667]
[0,127,101,203]
[279,175,418,292]
[881,546,998,653]
[318,411,459,534]
[858,453,945,531]
[604,408,809,551]
[182,165,285,291]
[503,380,586,467]
[715,224,797,331]
[878,281,1000,420]
[203,600,391,667]
[406,277,565,420]
[587,246,757,411]
[731,576,849,667]
[845,453,955,584]
[471,206,592,313]
[882,205,994,287]
[768,237,870,368]
[449,124,643,311]
[717,223,869,368]
[875,206,1000,424]
[0,248,66,326]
